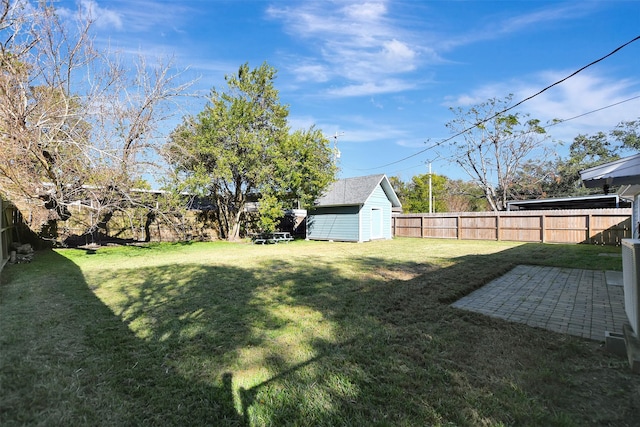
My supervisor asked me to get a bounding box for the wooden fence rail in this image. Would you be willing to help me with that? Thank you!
[392,208,633,246]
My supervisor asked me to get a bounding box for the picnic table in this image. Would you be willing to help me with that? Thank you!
[251,232,294,244]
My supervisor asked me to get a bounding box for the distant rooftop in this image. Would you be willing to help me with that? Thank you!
[506,194,631,211]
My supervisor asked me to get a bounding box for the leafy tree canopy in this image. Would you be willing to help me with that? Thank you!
[445,95,549,211]
[167,62,337,239]
[515,119,640,199]
[403,173,447,213]
[390,173,487,213]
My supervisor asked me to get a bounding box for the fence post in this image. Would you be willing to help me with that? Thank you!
[496,213,501,241]
[541,214,546,243]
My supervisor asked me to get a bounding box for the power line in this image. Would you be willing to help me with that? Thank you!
[387,162,426,175]
[353,94,640,173]
[423,95,640,166]
[545,94,640,128]
[510,35,640,111]
[359,34,640,171]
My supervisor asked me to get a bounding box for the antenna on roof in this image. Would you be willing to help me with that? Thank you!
[332,132,344,161]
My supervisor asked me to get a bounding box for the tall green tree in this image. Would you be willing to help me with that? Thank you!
[167,63,336,239]
[508,159,558,200]
[443,179,489,212]
[446,95,549,211]
[612,119,640,150]
[391,174,488,213]
[388,176,408,204]
[402,173,447,213]
[509,121,639,199]
[546,132,621,197]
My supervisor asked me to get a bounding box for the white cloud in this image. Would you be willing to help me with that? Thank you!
[497,3,595,35]
[267,1,589,99]
[58,1,195,36]
[444,70,640,144]
[370,97,383,109]
[287,115,319,132]
[267,1,421,96]
[522,72,640,141]
[381,39,416,72]
[76,0,123,30]
[342,1,387,21]
[292,64,330,83]
[337,114,413,144]
[112,1,193,33]
[286,113,409,151]
[440,3,596,50]
[395,138,430,149]
[327,79,415,97]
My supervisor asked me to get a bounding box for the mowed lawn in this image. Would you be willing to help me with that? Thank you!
[1,238,639,426]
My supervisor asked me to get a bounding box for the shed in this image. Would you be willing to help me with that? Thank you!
[306,174,401,242]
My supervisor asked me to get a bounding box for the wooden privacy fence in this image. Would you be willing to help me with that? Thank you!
[1,197,16,272]
[392,208,633,245]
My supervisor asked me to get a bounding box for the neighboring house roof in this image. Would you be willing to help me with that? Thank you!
[314,174,402,208]
[506,194,631,211]
[581,153,640,188]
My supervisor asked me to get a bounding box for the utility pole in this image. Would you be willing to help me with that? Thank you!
[428,162,432,214]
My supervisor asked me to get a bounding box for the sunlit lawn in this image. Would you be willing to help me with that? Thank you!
[1,238,638,426]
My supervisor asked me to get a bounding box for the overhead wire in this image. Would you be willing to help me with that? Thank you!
[544,94,640,128]
[345,94,640,176]
[355,35,640,171]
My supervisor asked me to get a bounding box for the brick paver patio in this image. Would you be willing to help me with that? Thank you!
[451,265,627,341]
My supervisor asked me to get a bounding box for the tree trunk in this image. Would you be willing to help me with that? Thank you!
[485,188,500,212]
[144,211,156,242]
[95,210,114,243]
[228,209,243,241]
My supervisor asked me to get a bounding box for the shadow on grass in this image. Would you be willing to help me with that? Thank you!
[0,250,244,426]
[2,242,636,426]
[227,243,635,425]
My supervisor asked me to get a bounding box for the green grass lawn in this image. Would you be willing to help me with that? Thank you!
[1,238,638,426]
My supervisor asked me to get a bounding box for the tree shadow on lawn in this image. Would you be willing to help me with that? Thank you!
[0,250,244,426]
[5,243,639,426]
[238,243,640,426]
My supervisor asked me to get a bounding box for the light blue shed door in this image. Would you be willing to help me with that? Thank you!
[371,208,383,239]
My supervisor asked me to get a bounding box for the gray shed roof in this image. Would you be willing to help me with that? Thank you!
[314,174,402,208]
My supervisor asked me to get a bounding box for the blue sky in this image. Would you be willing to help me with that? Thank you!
[57,0,640,183]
